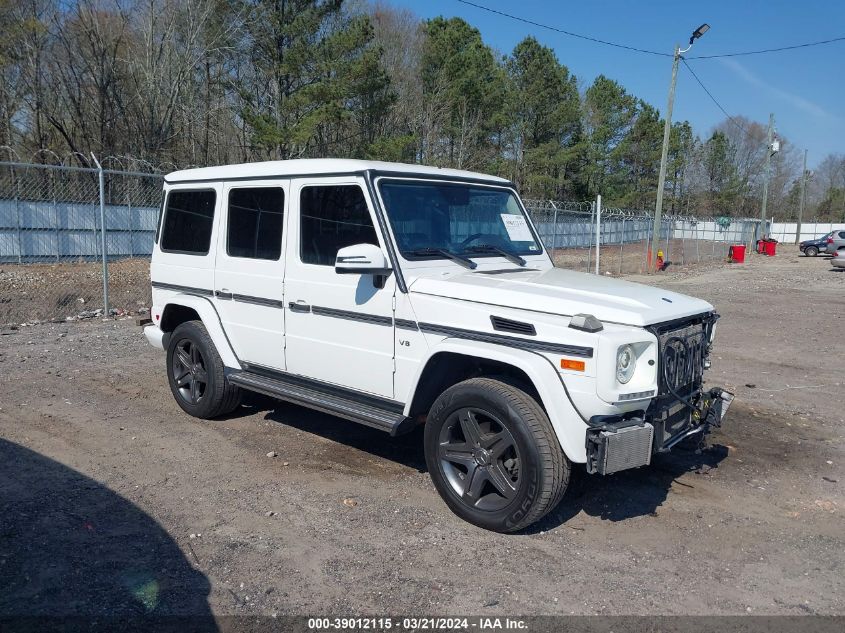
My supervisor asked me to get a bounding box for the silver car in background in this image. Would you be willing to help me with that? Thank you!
[826,230,845,255]
[832,250,845,270]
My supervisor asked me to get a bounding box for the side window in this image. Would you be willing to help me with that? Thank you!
[300,185,378,266]
[160,189,216,254]
[227,187,284,260]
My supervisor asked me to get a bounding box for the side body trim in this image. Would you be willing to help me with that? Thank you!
[152,280,213,296]
[394,318,419,331]
[311,305,393,326]
[230,293,286,309]
[418,322,594,358]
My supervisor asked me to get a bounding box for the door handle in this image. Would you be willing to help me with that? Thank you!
[215,289,233,300]
[288,301,311,313]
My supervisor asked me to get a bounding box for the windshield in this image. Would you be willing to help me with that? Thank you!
[377,180,543,261]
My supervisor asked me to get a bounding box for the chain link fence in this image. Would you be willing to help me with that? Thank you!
[1,161,162,326]
[1,161,767,327]
[523,199,761,275]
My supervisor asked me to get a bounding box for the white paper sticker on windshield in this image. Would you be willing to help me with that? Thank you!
[500,214,533,242]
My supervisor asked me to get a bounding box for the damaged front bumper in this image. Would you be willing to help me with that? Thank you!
[585,387,734,475]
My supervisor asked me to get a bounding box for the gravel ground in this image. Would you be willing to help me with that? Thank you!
[0,252,843,619]
[0,258,151,326]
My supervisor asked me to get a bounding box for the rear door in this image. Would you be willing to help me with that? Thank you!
[213,181,288,370]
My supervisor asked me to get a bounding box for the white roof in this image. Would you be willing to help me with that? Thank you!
[165,159,511,184]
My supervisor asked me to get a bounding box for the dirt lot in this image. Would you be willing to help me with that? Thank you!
[0,253,843,619]
[0,258,151,326]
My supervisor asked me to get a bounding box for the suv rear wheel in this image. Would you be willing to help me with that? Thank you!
[424,377,569,532]
[166,320,242,419]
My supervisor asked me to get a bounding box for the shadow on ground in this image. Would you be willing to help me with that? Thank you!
[251,393,729,532]
[254,394,428,472]
[528,442,729,533]
[0,439,215,629]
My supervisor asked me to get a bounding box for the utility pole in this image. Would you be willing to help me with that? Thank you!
[759,113,775,240]
[796,149,808,244]
[650,23,709,273]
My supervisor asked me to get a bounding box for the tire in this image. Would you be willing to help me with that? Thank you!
[424,377,570,532]
[805,246,819,257]
[166,320,242,419]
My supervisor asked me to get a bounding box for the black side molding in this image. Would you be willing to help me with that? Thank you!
[151,281,213,296]
[418,322,593,358]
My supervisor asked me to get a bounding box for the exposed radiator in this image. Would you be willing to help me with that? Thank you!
[595,423,654,475]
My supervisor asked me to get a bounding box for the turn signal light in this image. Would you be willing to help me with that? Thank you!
[560,359,585,371]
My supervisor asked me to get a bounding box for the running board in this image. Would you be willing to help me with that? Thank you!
[227,369,414,436]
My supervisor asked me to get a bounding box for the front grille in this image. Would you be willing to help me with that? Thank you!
[650,313,716,396]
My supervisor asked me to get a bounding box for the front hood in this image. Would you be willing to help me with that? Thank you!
[408,267,714,327]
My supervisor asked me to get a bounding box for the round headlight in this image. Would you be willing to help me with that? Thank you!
[616,344,636,384]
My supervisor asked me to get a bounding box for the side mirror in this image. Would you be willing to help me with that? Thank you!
[335,243,391,275]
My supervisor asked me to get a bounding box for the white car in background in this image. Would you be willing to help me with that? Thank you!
[144,159,732,532]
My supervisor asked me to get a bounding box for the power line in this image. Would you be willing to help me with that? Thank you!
[455,0,671,57]
[687,36,845,59]
[457,0,845,60]
[680,58,757,141]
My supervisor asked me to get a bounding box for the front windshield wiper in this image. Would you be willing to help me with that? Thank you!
[464,244,526,267]
[405,247,477,270]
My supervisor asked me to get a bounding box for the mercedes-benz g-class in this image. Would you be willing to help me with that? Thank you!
[145,159,732,532]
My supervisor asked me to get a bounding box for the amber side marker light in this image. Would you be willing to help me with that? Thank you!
[560,359,585,371]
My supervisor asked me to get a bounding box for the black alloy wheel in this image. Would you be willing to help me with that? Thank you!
[424,377,569,532]
[172,338,208,405]
[437,407,520,511]
[166,320,242,419]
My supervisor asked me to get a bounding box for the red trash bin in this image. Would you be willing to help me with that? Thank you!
[764,240,777,256]
[728,244,746,263]
[756,239,765,254]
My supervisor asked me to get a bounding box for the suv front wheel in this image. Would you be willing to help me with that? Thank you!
[166,320,242,419]
[424,378,569,532]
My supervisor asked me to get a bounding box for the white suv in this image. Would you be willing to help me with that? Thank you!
[145,159,732,532]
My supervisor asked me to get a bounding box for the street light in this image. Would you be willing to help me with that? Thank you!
[690,24,710,45]
[649,23,710,271]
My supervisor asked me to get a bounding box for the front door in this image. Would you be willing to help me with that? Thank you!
[213,181,288,370]
[283,178,395,398]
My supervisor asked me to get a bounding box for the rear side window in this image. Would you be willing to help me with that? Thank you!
[160,190,216,254]
[839,231,845,239]
[300,185,378,266]
[227,187,285,260]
